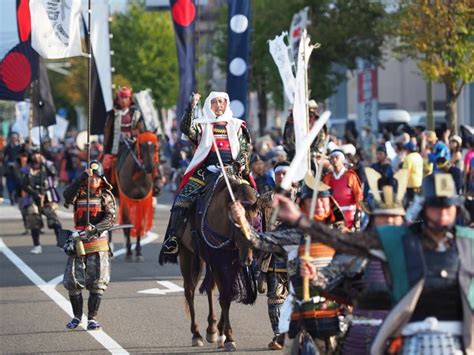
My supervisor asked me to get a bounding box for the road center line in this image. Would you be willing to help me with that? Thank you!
[0,238,129,355]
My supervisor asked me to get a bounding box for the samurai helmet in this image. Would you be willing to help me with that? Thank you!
[89,160,104,177]
[117,86,132,98]
[364,167,408,216]
[421,173,461,207]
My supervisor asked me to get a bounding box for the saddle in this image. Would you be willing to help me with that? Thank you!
[195,173,235,249]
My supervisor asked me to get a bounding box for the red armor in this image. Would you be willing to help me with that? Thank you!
[120,110,133,139]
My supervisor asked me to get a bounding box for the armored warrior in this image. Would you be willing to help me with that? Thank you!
[102,86,145,182]
[62,161,116,331]
[159,91,251,260]
[272,173,473,355]
[19,146,61,254]
[323,149,363,230]
[230,181,346,354]
[283,100,328,160]
[306,167,408,355]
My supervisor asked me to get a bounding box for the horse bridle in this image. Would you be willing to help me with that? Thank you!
[121,135,147,172]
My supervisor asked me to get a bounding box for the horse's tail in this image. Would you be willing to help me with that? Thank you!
[232,265,257,305]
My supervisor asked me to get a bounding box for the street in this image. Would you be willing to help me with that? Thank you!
[0,192,274,354]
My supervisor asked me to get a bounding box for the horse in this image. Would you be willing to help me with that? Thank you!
[176,174,260,351]
[115,131,159,261]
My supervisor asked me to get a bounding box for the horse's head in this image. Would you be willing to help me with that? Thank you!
[136,131,159,174]
[229,177,260,267]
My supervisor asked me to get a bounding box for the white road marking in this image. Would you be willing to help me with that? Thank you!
[0,238,129,354]
[138,280,184,295]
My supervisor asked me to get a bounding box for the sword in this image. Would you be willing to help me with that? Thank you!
[109,224,134,232]
[211,134,252,240]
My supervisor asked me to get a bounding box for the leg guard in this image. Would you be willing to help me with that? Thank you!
[69,293,83,319]
[31,229,40,246]
[87,292,103,320]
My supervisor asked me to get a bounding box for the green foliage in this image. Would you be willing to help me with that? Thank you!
[111,2,179,108]
[390,0,473,131]
[212,0,387,109]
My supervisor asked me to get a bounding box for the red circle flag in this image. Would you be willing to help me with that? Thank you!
[172,0,196,27]
[1,52,31,92]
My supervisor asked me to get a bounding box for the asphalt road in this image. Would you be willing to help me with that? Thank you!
[0,191,275,354]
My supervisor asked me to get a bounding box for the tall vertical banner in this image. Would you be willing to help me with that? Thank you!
[269,32,296,104]
[356,59,378,136]
[0,0,38,101]
[30,0,83,59]
[226,0,251,119]
[289,6,310,65]
[170,0,196,124]
[82,0,113,134]
[31,58,56,127]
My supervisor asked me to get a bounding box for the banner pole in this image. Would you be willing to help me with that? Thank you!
[86,0,92,226]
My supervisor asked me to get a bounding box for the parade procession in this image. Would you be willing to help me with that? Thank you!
[1,0,473,354]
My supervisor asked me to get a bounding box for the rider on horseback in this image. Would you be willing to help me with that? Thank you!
[160,91,251,259]
[102,87,143,178]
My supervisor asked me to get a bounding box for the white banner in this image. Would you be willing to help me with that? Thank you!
[269,32,296,104]
[12,101,30,139]
[82,0,113,112]
[289,6,310,64]
[292,31,315,183]
[135,90,161,134]
[30,0,83,59]
[50,115,69,141]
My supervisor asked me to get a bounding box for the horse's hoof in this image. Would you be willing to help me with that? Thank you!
[192,337,204,347]
[135,255,144,262]
[224,342,236,352]
[217,335,226,348]
[125,254,133,262]
[206,332,218,343]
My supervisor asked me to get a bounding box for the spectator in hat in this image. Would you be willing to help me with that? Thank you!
[425,130,450,172]
[449,135,463,171]
[251,154,274,195]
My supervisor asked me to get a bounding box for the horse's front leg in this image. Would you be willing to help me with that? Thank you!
[206,279,218,343]
[135,235,144,262]
[219,299,236,351]
[124,228,133,262]
[179,251,203,347]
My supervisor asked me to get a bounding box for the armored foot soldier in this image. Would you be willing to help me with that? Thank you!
[231,182,345,354]
[273,173,473,354]
[62,161,116,331]
[159,91,251,262]
[304,168,408,354]
[20,146,61,254]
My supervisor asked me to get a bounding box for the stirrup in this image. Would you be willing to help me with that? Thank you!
[87,319,101,331]
[66,317,81,330]
[162,236,179,255]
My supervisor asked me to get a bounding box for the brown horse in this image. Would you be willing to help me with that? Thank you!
[115,131,159,261]
[177,175,260,351]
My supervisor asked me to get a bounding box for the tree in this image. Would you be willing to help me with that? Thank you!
[110,2,178,109]
[213,0,387,134]
[391,0,474,134]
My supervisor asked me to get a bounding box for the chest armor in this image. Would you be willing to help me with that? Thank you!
[411,245,462,321]
[205,123,232,166]
[29,167,46,190]
[330,173,356,206]
[290,239,336,302]
[353,260,391,310]
[74,193,104,229]
[120,109,133,136]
